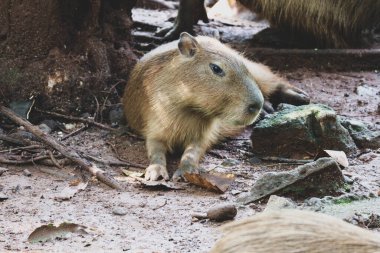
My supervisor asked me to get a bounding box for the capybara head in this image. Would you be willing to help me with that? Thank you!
[170,32,264,127]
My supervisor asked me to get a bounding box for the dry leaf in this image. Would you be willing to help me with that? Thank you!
[184,172,235,193]
[315,149,349,168]
[134,178,185,190]
[122,169,144,178]
[28,223,88,243]
[54,181,88,201]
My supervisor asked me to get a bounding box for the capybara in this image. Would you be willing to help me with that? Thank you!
[122,32,308,181]
[210,209,380,253]
[158,0,380,48]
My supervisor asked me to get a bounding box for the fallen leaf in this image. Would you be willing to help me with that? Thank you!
[122,169,144,178]
[54,181,88,201]
[315,149,349,168]
[28,223,88,243]
[134,178,185,190]
[184,172,235,193]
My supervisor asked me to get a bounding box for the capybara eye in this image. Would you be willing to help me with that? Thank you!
[209,63,225,77]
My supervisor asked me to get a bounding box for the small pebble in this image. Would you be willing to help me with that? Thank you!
[0,167,8,176]
[0,194,9,201]
[113,207,127,216]
[23,169,32,177]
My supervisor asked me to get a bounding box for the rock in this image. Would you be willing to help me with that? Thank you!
[221,158,240,167]
[264,195,297,212]
[9,100,35,119]
[251,104,357,158]
[112,207,127,216]
[109,104,124,128]
[303,197,324,211]
[238,158,345,204]
[0,194,9,201]
[321,197,380,220]
[339,117,380,149]
[38,123,51,134]
[207,205,237,222]
[40,119,60,132]
[23,169,32,177]
[345,213,380,229]
[0,167,8,176]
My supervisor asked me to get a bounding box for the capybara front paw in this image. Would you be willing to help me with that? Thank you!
[282,86,310,105]
[270,86,310,106]
[145,164,169,181]
[172,164,199,182]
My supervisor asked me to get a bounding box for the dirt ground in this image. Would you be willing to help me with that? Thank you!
[1,5,380,253]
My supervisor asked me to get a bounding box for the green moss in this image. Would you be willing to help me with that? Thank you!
[333,196,354,205]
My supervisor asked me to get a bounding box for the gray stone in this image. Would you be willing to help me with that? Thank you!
[112,207,127,216]
[339,117,380,149]
[321,198,380,220]
[23,169,32,177]
[38,123,51,134]
[238,158,345,204]
[221,158,240,167]
[251,104,357,158]
[264,195,297,212]
[0,194,9,201]
[0,167,8,176]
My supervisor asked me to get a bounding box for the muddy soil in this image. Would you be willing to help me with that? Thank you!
[1,5,380,253]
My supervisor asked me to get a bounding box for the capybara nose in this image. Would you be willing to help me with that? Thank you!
[247,102,262,114]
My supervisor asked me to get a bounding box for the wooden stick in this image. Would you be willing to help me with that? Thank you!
[35,108,115,131]
[47,150,65,170]
[260,156,313,164]
[83,154,146,169]
[0,145,43,153]
[0,105,123,190]
[0,154,51,164]
[61,125,89,141]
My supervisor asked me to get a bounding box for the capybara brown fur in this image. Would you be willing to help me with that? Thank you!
[210,209,380,253]
[160,0,380,48]
[122,32,308,181]
[239,0,380,48]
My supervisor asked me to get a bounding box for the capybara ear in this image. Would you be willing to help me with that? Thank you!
[178,32,199,57]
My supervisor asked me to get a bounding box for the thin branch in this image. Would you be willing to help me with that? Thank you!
[35,108,115,131]
[61,125,89,141]
[47,150,65,170]
[83,154,146,169]
[0,145,43,153]
[260,156,313,164]
[0,154,51,165]
[0,105,123,190]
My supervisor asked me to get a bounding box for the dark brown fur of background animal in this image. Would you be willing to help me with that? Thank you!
[239,0,380,48]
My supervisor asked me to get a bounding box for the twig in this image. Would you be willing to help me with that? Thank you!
[207,150,226,159]
[0,154,51,164]
[152,199,168,210]
[0,145,43,153]
[47,150,65,170]
[35,108,115,131]
[0,134,34,146]
[260,156,313,164]
[83,154,146,169]
[0,105,123,190]
[61,125,88,141]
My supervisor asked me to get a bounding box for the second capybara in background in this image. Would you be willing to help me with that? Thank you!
[239,0,380,48]
[159,0,380,48]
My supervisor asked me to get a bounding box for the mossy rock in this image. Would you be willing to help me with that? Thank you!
[251,104,357,158]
